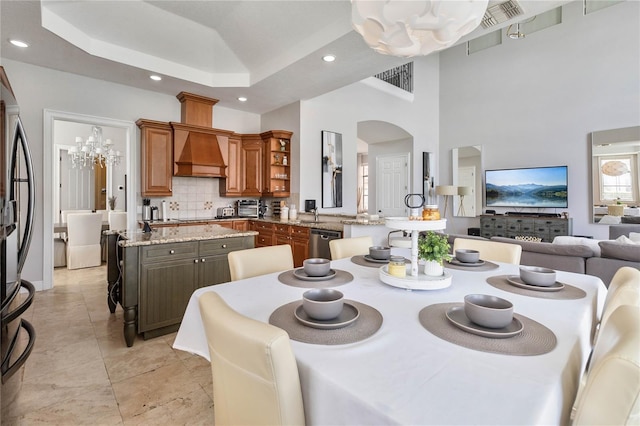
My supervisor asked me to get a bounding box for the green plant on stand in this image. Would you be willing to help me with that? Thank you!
[418,231,452,276]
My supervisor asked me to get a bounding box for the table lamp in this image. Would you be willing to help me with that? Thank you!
[457,186,472,216]
[436,185,457,218]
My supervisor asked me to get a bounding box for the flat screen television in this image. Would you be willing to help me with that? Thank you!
[485,166,568,208]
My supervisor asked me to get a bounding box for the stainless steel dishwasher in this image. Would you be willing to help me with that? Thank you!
[309,229,342,260]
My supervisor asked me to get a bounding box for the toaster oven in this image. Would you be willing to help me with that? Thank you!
[236,200,259,218]
[216,206,235,217]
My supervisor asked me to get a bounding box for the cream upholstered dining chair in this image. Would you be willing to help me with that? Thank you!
[228,244,294,281]
[108,211,128,231]
[599,267,640,332]
[198,292,305,426]
[61,209,92,223]
[572,305,640,425]
[66,212,103,269]
[452,238,522,265]
[329,236,373,260]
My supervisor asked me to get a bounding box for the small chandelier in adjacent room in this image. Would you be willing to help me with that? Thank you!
[69,125,122,168]
[351,0,489,57]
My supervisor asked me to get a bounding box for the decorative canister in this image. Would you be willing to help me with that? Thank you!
[280,206,289,221]
[388,256,406,277]
[289,204,298,220]
[422,205,441,221]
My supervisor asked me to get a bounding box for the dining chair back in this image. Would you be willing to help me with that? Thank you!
[572,305,640,425]
[388,230,411,248]
[228,244,294,281]
[600,267,640,329]
[452,238,522,265]
[66,212,103,269]
[108,211,128,231]
[198,292,305,426]
[329,236,373,260]
[61,209,92,223]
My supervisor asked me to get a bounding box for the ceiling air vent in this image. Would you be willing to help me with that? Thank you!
[481,0,525,29]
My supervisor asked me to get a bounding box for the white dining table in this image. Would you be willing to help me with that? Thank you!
[173,255,606,425]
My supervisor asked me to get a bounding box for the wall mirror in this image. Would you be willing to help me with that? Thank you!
[322,130,343,208]
[591,126,640,224]
[452,145,482,217]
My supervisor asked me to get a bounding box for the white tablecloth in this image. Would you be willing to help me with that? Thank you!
[173,257,606,425]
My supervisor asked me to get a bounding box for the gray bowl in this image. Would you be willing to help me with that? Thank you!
[303,258,331,277]
[369,246,391,260]
[464,294,514,329]
[455,249,480,263]
[302,288,344,320]
[519,266,557,287]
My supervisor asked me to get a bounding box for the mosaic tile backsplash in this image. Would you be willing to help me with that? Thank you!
[140,177,296,220]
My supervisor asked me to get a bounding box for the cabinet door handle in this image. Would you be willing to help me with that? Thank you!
[194,259,199,263]
[222,244,227,248]
[169,249,175,254]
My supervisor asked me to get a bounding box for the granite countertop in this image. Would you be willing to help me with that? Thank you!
[253,217,344,232]
[118,224,257,247]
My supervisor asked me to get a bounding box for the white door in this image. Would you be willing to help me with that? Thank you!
[376,153,410,217]
[455,166,476,217]
[59,148,94,221]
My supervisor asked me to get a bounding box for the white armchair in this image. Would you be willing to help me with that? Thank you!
[66,212,103,269]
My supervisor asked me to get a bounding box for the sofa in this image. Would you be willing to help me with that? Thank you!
[444,225,640,288]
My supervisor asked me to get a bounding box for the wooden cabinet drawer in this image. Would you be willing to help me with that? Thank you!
[291,225,310,239]
[141,242,199,263]
[200,238,247,256]
[274,224,291,235]
[252,221,274,232]
[256,234,273,247]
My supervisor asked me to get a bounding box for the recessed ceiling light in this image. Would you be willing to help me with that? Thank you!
[322,54,336,62]
[150,75,162,81]
[9,39,29,48]
[238,97,247,102]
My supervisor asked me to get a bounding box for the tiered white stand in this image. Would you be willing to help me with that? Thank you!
[381,217,451,290]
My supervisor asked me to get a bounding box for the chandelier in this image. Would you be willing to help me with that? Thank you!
[351,0,489,57]
[69,125,122,169]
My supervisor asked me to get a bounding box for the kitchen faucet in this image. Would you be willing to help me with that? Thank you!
[311,207,319,222]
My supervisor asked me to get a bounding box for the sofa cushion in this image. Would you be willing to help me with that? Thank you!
[491,237,595,257]
[599,240,640,262]
[553,236,602,257]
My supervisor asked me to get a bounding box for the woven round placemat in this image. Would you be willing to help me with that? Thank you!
[419,303,557,356]
[278,269,354,288]
[350,255,409,268]
[486,275,586,300]
[269,300,383,345]
[444,260,500,272]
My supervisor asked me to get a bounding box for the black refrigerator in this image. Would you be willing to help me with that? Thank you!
[0,66,36,414]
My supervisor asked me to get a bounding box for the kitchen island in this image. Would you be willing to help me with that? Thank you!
[107,225,256,346]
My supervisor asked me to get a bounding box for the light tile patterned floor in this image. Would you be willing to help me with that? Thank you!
[2,265,214,425]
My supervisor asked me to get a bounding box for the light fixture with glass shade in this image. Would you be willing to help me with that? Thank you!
[351,0,489,57]
[68,125,121,169]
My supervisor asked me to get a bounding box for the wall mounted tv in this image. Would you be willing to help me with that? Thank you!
[485,166,568,208]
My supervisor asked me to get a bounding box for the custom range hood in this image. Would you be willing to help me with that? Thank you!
[171,92,230,178]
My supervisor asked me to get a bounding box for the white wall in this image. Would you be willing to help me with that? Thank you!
[438,1,640,239]
[1,59,259,288]
[298,55,440,215]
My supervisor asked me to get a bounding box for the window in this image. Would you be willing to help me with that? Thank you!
[597,154,638,203]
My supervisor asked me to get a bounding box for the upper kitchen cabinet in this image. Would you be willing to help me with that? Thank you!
[218,133,242,197]
[137,119,172,197]
[241,134,263,196]
[261,130,293,198]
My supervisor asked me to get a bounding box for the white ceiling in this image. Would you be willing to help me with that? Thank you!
[0,0,569,115]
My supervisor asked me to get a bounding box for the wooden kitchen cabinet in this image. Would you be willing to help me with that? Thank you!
[272,223,309,267]
[261,130,293,198]
[241,134,263,196]
[137,119,173,197]
[251,220,274,247]
[219,133,242,197]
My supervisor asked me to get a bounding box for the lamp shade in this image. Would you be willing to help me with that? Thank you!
[458,186,472,196]
[436,185,458,196]
[351,0,489,57]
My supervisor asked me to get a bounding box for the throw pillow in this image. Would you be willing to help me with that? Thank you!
[515,235,542,243]
[629,232,640,243]
[598,215,622,224]
[616,235,640,245]
[553,236,602,257]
